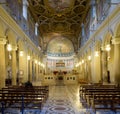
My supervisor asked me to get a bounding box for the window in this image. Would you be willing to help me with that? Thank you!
[35,23,38,35]
[23,0,28,20]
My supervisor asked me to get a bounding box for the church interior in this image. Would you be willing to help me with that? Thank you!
[0,0,120,114]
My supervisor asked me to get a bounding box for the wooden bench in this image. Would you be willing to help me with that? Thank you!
[0,85,49,114]
[79,84,120,112]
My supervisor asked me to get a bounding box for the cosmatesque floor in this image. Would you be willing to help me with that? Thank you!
[41,85,83,114]
[40,85,120,114]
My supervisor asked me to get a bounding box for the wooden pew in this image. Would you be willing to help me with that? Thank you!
[79,84,120,112]
[0,85,49,114]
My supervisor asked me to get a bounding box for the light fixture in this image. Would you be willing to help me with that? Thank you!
[105,44,111,51]
[75,63,79,67]
[7,44,12,51]
[95,51,99,56]
[19,51,23,56]
[88,56,91,60]
[27,55,30,60]
[38,62,40,65]
[35,60,38,64]
[79,61,82,65]
[82,60,84,64]
[41,63,45,68]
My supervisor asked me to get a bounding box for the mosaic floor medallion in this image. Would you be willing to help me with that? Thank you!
[40,85,120,114]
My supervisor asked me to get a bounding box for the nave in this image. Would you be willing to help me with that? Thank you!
[1,84,120,114]
[41,85,119,114]
[41,85,82,114]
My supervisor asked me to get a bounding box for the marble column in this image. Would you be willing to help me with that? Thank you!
[34,62,36,81]
[29,59,32,82]
[0,37,7,88]
[28,59,30,81]
[12,46,17,85]
[101,51,108,83]
[93,51,102,83]
[112,38,120,84]
[36,63,38,81]
[38,63,39,80]
[88,60,92,82]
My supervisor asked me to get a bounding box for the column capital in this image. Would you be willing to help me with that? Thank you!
[0,36,7,45]
[112,37,120,44]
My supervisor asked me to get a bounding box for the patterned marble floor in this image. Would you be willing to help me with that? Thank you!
[40,85,120,114]
[41,85,80,114]
[1,84,120,114]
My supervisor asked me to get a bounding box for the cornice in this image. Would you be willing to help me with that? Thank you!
[78,4,120,56]
[0,6,43,55]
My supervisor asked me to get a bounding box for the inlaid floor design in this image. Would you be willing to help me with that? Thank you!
[41,85,81,114]
[41,85,120,114]
[1,84,120,114]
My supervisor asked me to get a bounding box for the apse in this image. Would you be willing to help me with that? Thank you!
[47,36,74,57]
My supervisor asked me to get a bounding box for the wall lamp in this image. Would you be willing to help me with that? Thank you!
[19,51,23,56]
[95,51,99,57]
[7,44,12,51]
[105,44,111,51]
[27,55,30,60]
[88,56,91,60]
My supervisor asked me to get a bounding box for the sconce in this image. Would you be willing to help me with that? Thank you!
[38,62,41,65]
[41,63,45,68]
[88,56,91,60]
[105,44,111,51]
[95,51,99,57]
[19,51,23,56]
[82,59,84,64]
[35,60,38,64]
[79,61,82,65]
[27,55,30,60]
[7,44,12,51]
[75,63,78,67]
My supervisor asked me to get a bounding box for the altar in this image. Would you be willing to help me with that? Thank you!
[56,75,64,86]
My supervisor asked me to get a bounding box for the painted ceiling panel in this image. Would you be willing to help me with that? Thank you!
[28,0,90,52]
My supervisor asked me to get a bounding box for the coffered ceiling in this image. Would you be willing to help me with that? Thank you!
[28,0,90,52]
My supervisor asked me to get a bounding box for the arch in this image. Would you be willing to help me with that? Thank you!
[94,40,102,51]
[0,20,5,36]
[5,29,17,45]
[114,22,120,38]
[102,31,112,46]
[86,47,92,57]
[18,38,25,50]
[47,36,74,54]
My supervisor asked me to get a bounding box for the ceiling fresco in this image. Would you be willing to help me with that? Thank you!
[28,0,90,53]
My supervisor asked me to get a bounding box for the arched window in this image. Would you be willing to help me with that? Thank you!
[35,23,38,35]
[22,0,28,20]
[81,23,85,37]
